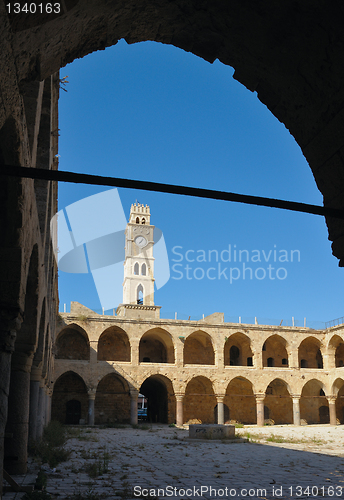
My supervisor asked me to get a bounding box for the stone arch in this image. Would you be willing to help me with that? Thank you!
[56,324,90,360]
[4,3,344,263]
[333,378,344,424]
[141,263,147,276]
[224,332,253,367]
[224,377,255,424]
[300,379,328,424]
[51,371,88,424]
[328,335,344,368]
[262,334,289,368]
[140,374,175,424]
[184,376,216,424]
[98,326,130,362]
[184,330,215,365]
[139,328,174,363]
[133,262,139,275]
[264,378,293,424]
[95,373,131,424]
[298,337,323,369]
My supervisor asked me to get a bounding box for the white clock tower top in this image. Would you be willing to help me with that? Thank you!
[117,203,161,319]
[128,203,151,225]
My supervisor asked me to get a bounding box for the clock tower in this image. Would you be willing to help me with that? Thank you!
[122,203,155,307]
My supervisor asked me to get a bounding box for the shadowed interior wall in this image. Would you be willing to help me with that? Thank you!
[224,377,256,424]
[95,374,130,424]
[56,328,89,360]
[264,379,293,424]
[52,372,88,424]
[184,376,216,424]
[184,332,214,365]
[98,328,131,361]
[300,380,329,424]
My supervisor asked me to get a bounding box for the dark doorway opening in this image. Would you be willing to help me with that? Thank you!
[66,399,81,424]
[140,377,168,423]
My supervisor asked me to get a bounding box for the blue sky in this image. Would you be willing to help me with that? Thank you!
[57,39,343,327]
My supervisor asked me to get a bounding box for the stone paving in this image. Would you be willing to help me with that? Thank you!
[4,424,344,500]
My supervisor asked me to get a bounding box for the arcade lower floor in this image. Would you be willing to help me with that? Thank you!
[51,371,344,427]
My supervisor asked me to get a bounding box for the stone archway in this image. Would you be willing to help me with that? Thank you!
[184,331,214,365]
[224,377,256,424]
[300,379,328,424]
[56,324,90,360]
[95,373,131,424]
[262,335,289,368]
[224,333,253,367]
[264,378,293,424]
[52,371,88,425]
[5,3,344,263]
[98,326,130,362]
[140,375,175,424]
[184,376,216,424]
[139,328,175,364]
[299,338,323,369]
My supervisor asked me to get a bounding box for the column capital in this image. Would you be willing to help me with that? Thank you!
[255,393,265,402]
[175,392,185,401]
[130,389,139,398]
[291,394,301,401]
[215,394,226,403]
[87,388,97,399]
[327,395,337,404]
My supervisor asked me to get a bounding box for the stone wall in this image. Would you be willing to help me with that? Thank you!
[52,306,344,427]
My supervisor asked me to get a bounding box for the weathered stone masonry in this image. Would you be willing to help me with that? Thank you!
[52,202,344,428]
[53,303,344,428]
[3,2,344,498]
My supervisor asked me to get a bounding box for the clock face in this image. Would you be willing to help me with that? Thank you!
[135,235,148,248]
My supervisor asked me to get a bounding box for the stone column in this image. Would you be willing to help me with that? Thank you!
[255,394,265,426]
[0,309,22,498]
[5,351,33,474]
[130,390,139,425]
[327,396,337,425]
[88,390,96,426]
[175,393,184,426]
[36,384,45,440]
[292,395,301,426]
[46,388,52,424]
[216,395,225,424]
[29,379,40,441]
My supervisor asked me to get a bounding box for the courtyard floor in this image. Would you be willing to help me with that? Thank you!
[4,424,344,500]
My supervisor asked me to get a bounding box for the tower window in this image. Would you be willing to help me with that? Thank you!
[142,263,147,276]
[134,263,139,275]
[137,284,143,304]
[142,218,145,224]
[136,217,139,223]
